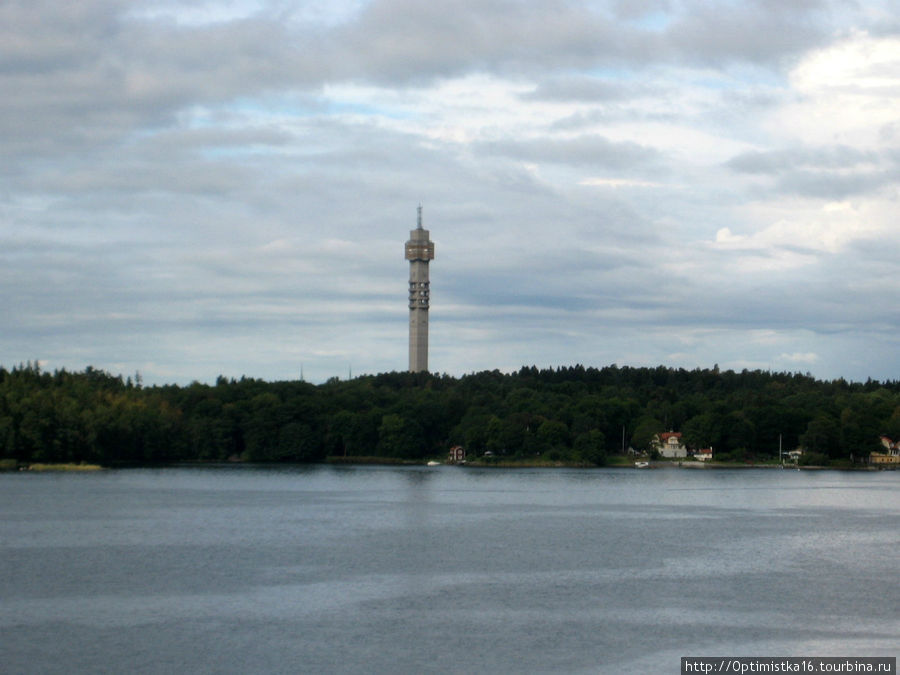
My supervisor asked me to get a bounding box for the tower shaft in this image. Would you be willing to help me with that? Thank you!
[405,207,434,373]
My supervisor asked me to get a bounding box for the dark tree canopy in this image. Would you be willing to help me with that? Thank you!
[1,362,897,466]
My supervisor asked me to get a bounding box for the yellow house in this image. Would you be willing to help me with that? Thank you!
[870,436,900,465]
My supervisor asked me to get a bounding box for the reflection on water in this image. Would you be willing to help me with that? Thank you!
[1,466,897,674]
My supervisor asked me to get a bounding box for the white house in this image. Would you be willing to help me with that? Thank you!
[653,432,687,458]
[694,448,713,461]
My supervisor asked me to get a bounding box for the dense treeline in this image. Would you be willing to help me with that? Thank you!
[2,362,899,466]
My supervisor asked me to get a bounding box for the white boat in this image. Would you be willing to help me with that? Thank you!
[426,461,440,466]
[634,461,649,469]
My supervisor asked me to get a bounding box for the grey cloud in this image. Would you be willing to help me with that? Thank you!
[475,135,661,169]
[611,0,674,22]
[326,0,846,85]
[848,237,900,266]
[522,76,656,103]
[523,77,628,102]
[331,0,630,82]
[726,146,879,174]
[675,240,900,338]
[775,168,900,199]
[725,145,897,198]
[666,0,833,65]
[0,0,858,164]
[147,127,295,153]
[443,233,674,325]
[0,1,122,73]
[0,2,322,162]
[440,251,876,341]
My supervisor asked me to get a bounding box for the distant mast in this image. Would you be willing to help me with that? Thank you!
[405,205,434,372]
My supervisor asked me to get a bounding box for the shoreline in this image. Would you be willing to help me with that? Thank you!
[1,457,885,473]
[326,456,881,472]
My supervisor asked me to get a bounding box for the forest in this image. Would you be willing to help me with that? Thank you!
[2,362,899,467]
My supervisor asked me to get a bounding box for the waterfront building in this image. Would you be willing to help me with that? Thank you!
[870,436,900,465]
[653,431,687,458]
[448,446,466,463]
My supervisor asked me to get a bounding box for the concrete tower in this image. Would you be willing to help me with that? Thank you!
[405,205,434,372]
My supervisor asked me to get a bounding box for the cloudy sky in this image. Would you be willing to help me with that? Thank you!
[3,0,899,385]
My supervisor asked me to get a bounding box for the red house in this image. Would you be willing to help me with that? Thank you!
[448,446,466,463]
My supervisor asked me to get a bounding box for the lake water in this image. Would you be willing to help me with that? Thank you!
[1,465,897,674]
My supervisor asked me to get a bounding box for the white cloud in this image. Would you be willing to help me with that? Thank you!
[773,32,900,147]
[579,178,668,188]
[713,198,884,254]
[779,352,819,365]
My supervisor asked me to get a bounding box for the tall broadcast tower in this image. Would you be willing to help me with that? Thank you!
[405,205,434,372]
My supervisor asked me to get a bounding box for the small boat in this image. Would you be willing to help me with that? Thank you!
[426,461,440,466]
[634,461,649,469]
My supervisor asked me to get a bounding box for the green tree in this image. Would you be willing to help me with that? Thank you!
[241,393,287,461]
[278,422,322,462]
[839,405,882,458]
[682,412,721,450]
[574,430,606,465]
[326,410,357,456]
[377,414,424,458]
[721,411,756,454]
[631,417,662,453]
[450,407,492,453]
[486,414,532,456]
[535,419,569,453]
[801,416,840,457]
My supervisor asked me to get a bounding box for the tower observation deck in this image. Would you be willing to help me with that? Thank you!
[405,206,434,373]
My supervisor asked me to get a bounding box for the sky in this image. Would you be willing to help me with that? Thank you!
[2,0,899,385]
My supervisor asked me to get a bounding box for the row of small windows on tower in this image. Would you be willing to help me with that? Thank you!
[409,277,429,308]
[409,280,429,307]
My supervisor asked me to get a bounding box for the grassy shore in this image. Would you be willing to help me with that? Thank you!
[1,461,105,472]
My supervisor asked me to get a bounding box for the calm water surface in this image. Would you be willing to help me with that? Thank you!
[1,465,898,673]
